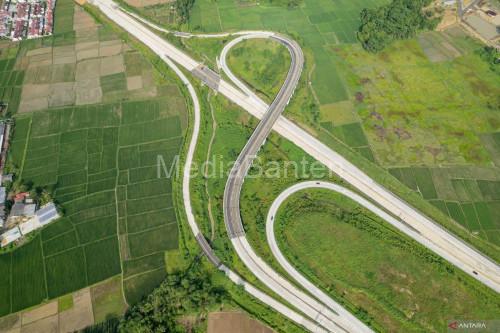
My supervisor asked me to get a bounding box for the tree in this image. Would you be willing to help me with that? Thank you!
[358,0,439,52]
[176,0,196,24]
[477,47,500,75]
[118,262,227,332]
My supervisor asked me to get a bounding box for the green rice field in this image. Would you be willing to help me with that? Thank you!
[390,166,500,245]
[0,2,188,316]
[0,94,186,315]
[187,0,387,105]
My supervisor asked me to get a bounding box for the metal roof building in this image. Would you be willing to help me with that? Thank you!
[1,226,21,247]
[36,202,59,226]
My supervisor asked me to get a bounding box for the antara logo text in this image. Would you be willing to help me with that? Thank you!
[448,321,487,330]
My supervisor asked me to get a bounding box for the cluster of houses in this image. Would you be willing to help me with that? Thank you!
[0,120,59,248]
[0,0,55,40]
[0,192,59,247]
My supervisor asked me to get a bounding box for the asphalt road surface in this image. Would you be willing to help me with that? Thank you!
[223,34,303,239]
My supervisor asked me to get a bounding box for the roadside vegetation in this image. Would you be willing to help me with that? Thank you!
[358,0,440,52]
[236,127,500,331]
[227,39,291,103]
[176,5,500,328]
[183,83,314,332]
[274,189,500,332]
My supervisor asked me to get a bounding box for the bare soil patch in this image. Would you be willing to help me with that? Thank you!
[26,47,52,58]
[76,28,100,43]
[75,78,102,105]
[53,55,77,65]
[53,45,76,59]
[77,48,99,61]
[75,41,99,52]
[21,315,58,333]
[21,301,58,326]
[74,6,98,31]
[100,54,125,76]
[34,65,52,84]
[76,58,100,80]
[90,277,127,323]
[207,312,274,333]
[59,289,94,333]
[51,63,76,83]
[99,40,123,57]
[27,52,53,67]
[21,83,50,99]
[127,75,143,90]
[49,82,76,107]
[0,313,21,332]
[141,70,155,88]
[18,97,49,113]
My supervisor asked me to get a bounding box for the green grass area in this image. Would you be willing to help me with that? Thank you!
[182,85,319,332]
[337,37,500,168]
[90,276,127,324]
[227,39,290,103]
[164,89,316,331]
[276,189,500,331]
[183,81,499,331]
[58,294,74,312]
[181,37,228,70]
[100,73,127,94]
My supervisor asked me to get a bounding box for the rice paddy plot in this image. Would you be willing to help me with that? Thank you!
[0,44,24,114]
[53,0,75,34]
[123,267,166,305]
[10,236,47,313]
[186,0,386,105]
[45,247,88,298]
[390,166,500,246]
[0,94,186,315]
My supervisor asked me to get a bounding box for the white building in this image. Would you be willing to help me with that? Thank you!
[0,226,21,247]
[1,202,59,247]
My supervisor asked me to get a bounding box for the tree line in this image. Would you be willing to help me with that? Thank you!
[83,261,228,332]
[176,0,196,24]
[357,0,440,52]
